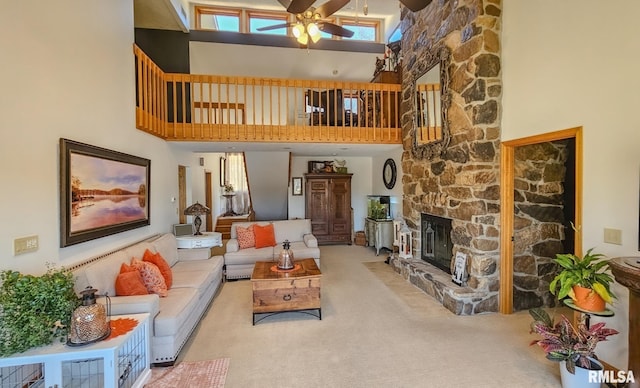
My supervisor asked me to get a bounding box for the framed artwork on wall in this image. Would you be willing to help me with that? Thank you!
[292,177,303,196]
[59,138,151,247]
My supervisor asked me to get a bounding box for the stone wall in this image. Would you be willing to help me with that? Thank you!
[396,0,502,314]
[513,140,570,310]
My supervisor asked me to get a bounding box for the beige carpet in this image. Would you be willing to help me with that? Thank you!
[146,358,229,387]
[179,245,564,387]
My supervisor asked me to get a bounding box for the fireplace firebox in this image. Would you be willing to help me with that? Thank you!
[421,213,453,273]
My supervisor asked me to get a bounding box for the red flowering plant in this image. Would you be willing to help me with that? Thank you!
[528,307,618,374]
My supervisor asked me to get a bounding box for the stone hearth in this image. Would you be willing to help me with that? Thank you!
[389,254,495,315]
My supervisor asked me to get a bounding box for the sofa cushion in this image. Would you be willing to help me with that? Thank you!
[171,270,213,291]
[172,255,224,274]
[124,241,156,263]
[230,221,271,239]
[224,247,275,265]
[131,259,168,297]
[254,223,277,248]
[273,219,312,243]
[82,250,130,296]
[236,224,255,249]
[143,249,173,288]
[151,233,179,267]
[288,241,321,260]
[154,287,198,337]
[115,263,148,296]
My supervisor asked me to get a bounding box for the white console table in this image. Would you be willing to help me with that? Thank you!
[365,218,394,255]
[175,231,222,249]
[0,313,150,388]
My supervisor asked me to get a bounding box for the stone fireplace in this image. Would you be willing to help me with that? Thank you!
[421,213,453,273]
[388,0,502,315]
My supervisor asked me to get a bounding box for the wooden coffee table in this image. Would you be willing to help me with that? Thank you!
[251,258,322,325]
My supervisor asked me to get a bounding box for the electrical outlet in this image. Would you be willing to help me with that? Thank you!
[603,228,622,245]
[14,235,39,255]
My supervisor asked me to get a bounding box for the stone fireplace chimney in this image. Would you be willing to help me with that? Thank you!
[388,0,502,315]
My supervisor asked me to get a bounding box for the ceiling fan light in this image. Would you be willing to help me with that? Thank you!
[297,32,309,45]
[310,31,321,43]
[293,23,305,38]
[307,22,320,37]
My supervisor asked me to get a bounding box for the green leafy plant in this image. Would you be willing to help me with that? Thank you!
[549,248,616,303]
[0,265,80,356]
[529,308,618,374]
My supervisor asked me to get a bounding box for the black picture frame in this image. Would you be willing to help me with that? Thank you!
[383,158,397,189]
[59,138,151,247]
[308,160,334,173]
[292,177,303,196]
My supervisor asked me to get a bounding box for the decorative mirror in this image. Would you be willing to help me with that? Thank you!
[411,46,451,159]
[383,158,397,189]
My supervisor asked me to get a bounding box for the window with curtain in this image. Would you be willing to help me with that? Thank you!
[224,153,250,215]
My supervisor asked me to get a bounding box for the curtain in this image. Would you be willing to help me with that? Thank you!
[224,152,250,215]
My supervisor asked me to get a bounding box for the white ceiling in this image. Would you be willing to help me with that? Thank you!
[170,141,402,157]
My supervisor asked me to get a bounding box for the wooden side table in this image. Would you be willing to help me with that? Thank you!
[251,258,321,325]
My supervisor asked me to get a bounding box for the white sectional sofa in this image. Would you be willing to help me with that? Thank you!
[72,233,223,365]
[224,219,321,279]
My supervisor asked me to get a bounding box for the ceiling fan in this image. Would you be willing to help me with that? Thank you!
[258,0,355,45]
[258,0,434,45]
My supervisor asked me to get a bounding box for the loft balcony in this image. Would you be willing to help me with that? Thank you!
[134,45,404,145]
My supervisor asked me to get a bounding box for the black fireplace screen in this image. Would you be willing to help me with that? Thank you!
[421,213,453,273]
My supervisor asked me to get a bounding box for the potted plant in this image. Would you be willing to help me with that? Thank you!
[0,266,80,356]
[529,307,618,387]
[549,248,616,312]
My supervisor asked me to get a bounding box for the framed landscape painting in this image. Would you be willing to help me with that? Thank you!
[59,139,151,247]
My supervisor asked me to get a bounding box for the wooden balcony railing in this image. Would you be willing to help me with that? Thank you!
[134,45,406,145]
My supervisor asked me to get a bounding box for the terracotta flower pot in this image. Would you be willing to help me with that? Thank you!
[573,285,606,312]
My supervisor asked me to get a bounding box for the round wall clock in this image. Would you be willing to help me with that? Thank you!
[383,158,397,189]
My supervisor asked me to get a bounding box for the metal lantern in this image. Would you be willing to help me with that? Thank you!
[399,225,412,259]
[278,240,295,270]
[68,286,111,346]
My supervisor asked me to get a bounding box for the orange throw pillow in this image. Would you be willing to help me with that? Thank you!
[115,263,148,296]
[236,224,256,249]
[143,249,173,288]
[131,258,168,297]
[254,223,277,248]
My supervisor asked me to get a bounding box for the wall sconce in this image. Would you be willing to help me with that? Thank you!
[184,202,210,235]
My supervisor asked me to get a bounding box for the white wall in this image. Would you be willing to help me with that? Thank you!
[289,157,372,232]
[502,0,640,370]
[372,149,404,219]
[0,1,193,274]
[189,41,381,82]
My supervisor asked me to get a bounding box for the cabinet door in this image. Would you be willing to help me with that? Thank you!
[330,177,351,235]
[306,178,329,236]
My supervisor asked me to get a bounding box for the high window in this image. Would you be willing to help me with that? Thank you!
[194,6,381,43]
[195,8,240,32]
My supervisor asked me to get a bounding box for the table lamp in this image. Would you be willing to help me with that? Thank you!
[184,202,210,235]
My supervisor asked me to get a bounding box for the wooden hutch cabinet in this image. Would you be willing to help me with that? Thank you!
[305,173,352,245]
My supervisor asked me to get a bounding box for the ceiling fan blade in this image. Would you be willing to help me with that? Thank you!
[315,0,349,18]
[398,0,433,12]
[319,22,354,38]
[278,0,292,9]
[256,22,293,32]
[287,0,316,14]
